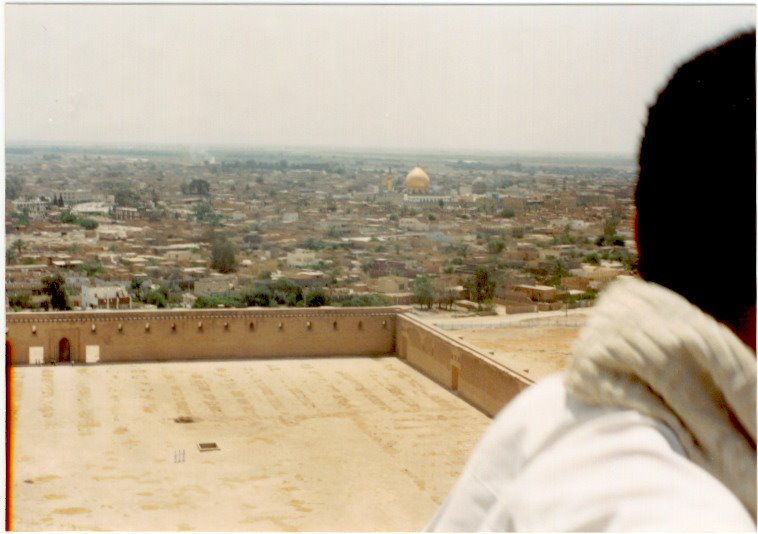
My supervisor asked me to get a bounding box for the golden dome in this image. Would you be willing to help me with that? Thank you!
[405,166,430,193]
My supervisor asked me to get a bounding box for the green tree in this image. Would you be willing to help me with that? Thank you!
[60,210,77,224]
[42,273,70,310]
[305,287,331,307]
[6,176,23,200]
[465,268,496,309]
[193,201,221,226]
[6,248,17,266]
[79,262,104,278]
[192,295,244,309]
[271,278,303,306]
[7,293,31,310]
[130,278,145,300]
[546,258,570,287]
[596,216,624,246]
[435,286,457,310]
[143,289,168,308]
[487,240,505,254]
[11,239,25,257]
[78,218,98,230]
[555,225,576,245]
[210,238,237,273]
[242,286,272,307]
[583,252,600,265]
[339,294,392,307]
[114,188,141,208]
[413,275,435,310]
[302,237,325,250]
[16,209,30,226]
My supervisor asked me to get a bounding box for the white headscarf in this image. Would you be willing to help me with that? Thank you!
[565,277,756,518]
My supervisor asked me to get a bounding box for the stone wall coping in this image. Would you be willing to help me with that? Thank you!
[398,314,534,386]
[7,306,403,324]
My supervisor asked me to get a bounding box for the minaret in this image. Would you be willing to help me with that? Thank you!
[383,168,395,192]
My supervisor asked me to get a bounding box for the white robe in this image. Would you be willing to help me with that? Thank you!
[427,278,756,531]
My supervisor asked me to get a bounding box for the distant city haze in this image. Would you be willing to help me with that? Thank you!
[6,4,755,156]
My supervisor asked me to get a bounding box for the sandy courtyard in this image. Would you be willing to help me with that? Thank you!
[9,357,491,531]
[449,315,587,381]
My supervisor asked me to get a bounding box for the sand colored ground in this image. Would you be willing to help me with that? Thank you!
[456,326,579,381]
[10,357,491,531]
[433,312,588,382]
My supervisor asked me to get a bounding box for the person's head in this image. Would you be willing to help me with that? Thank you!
[634,30,756,345]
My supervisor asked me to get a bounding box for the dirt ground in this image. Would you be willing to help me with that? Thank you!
[9,357,490,531]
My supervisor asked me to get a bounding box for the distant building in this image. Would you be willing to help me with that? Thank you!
[12,198,48,220]
[114,207,139,220]
[81,285,131,310]
[502,196,526,214]
[512,284,562,303]
[369,275,411,294]
[382,169,396,192]
[58,190,107,206]
[286,249,317,268]
[194,276,237,297]
[72,202,111,215]
[403,193,452,205]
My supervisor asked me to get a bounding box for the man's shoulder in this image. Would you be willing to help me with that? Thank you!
[427,374,755,531]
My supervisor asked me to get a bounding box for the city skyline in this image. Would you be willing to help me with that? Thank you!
[6,4,755,155]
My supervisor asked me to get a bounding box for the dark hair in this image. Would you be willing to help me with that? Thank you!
[635,30,755,328]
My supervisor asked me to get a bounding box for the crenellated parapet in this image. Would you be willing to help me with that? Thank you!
[6,307,400,324]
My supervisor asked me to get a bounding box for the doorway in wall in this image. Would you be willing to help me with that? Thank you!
[58,338,71,363]
[451,365,459,391]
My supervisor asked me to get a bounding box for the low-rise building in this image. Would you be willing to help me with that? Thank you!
[81,285,131,309]
[12,199,48,220]
[512,284,562,303]
[286,249,317,268]
[194,276,238,297]
[114,207,139,221]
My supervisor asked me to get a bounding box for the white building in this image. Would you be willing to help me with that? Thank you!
[403,194,452,205]
[286,249,317,268]
[114,207,139,220]
[12,198,48,220]
[81,285,131,310]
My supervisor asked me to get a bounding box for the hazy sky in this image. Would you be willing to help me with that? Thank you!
[5,4,755,155]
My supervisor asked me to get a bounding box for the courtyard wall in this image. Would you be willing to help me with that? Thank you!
[8,307,534,418]
[396,315,532,417]
[6,307,398,365]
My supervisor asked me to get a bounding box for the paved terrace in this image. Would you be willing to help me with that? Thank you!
[10,357,490,531]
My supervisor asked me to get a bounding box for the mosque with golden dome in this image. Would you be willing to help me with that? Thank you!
[400,165,452,205]
[404,166,431,194]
